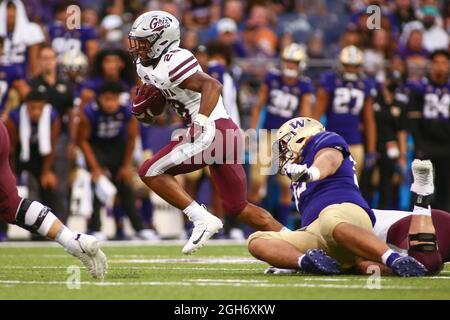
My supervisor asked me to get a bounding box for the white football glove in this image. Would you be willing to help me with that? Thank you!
[283,163,309,182]
[283,163,320,183]
[264,266,298,275]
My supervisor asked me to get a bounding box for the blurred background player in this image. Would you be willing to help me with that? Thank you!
[249,43,312,227]
[77,81,154,240]
[0,0,45,78]
[79,48,134,110]
[314,45,377,180]
[404,49,450,213]
[28,46,75,223]
[47,1,99,64]
[0,94,106,278]
[0,36,29,122]
[360,70,408,209]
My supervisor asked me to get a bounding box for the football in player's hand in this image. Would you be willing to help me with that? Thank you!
[131,84,166,121]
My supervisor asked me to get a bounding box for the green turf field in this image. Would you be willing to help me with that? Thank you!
[0,242,449,300]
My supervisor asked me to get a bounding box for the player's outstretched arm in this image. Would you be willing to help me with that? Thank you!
[284,148,344,183]
[311,148,344,179]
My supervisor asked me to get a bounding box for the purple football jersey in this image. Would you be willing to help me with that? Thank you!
[320,71,375,145]
[404,77,450,121]
[83,101,132,141]
[48,22,97,59]
[263,70,313,130]
[292,130,375,228]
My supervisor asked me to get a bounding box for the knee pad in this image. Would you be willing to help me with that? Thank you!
[14,199,56,235]
[408,233,443,275]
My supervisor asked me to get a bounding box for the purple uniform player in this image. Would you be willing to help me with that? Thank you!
[314,46,377,178]
[318,71,375,145]
[81,76,132,107]
[403,50,450,212]
[248,117,427,277]
[292,130,375,228]
[249,43,312,227]
[48,21,97,61]
[83,100,132,142]
[262,70,313,131]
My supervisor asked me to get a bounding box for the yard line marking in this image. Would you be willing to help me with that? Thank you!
[0,265,263,272]
[0,279,442,291]
[110,257,264,264]
[191,279,269,283]
[0,239,247,248]
[1,265,450,279]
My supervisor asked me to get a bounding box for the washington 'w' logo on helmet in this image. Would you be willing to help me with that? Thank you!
[273,117,324,174]
[289,119,306,129]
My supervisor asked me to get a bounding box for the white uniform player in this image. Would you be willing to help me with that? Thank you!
[136,48,229,124]
[128,10,284,255]
[373,209,412,244]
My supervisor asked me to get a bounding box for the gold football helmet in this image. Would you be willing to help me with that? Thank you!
[273,117,325,174]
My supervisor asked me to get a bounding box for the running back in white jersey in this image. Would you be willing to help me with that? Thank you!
[136,47,229,124]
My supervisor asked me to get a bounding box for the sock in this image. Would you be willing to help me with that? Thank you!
[55,226,79,253]
[278,204,290,227]
[412,205,432,216]
[141,198,153,224]
[381,249,401,268]
[413,193,432,209]
[183,201,205,221]
[297,254,305,269]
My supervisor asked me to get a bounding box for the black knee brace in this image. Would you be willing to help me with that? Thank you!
[408,233,443,275]
[14,199,51,233]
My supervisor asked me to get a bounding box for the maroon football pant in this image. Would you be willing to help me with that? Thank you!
[387,209,450,273]
[0,121,21,223]
[139,118,248,216]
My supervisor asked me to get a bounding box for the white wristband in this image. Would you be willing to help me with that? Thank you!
[308,166,321,182]
[194,114,208,126]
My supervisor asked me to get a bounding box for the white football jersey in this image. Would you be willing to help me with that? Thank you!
[136,47,229,124]
[372,209,412,243]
